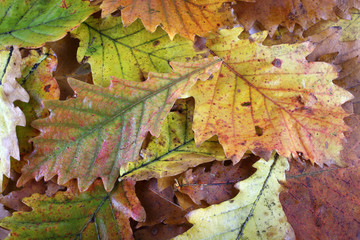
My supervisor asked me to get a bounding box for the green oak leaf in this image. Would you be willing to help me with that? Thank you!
[120,100,226,181]
[0,180,145,239]
[0,0,98,48]
[72,16,204,86]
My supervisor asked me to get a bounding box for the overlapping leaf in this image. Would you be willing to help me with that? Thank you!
[0,0,97,48]
[175,158,257,205]
[136,179,187,227]
[104,0,237,40]
[17,58,222,192]
[234,0,360,36]
[305,9,360,41]
[174,154,295,240]
[0,47,29,192]
[186,27,352,166]
[72,16,203,86]
[0,180,145,239]
[280,150,360,239]
[16,48,60,156]
[120,100,225,181]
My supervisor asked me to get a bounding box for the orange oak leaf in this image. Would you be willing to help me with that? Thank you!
[234,0,360,36]
[115,0,243,40]
[186,27,352,166]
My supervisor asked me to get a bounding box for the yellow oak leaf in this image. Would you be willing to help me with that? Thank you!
[0,47,29,192]
[116,0,239,40]
[174,153,295,240]
[185,27,352,166]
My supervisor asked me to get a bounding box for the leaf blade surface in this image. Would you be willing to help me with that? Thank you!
[0,0,97,48]
[174,154,295,240]
[187,27,352,166]
[18,58,222,192]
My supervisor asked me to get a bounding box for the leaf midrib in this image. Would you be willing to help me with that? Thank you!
[32,59,221,173]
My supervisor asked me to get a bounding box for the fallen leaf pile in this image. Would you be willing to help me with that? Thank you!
[0,0,359,239]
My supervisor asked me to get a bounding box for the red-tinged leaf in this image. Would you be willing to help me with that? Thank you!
[0,180,145,239]
[18,58,222,192]
[279,113,360,239]
[175,157,257,205]
[280,158,360,240]
[0,180,46,212]
[0,204,10,239]
[134,223,191,240]
[136,179,187,227]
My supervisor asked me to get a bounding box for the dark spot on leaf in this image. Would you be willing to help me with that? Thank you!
[44,84,51,92]
[219,73,224,77]
[153,40,160,46]
[255,126,263,136]
[296,95,305,105]
[241,102,251,106]
[271,58,282,68]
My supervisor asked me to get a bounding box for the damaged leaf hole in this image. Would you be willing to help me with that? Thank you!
[255,126,263,136]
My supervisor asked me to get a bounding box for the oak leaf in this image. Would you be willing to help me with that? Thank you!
[234,0,359,36]
[103,0,240,40]
[16,48,60,156]
[175,157,257,205]
[280,146,360,239]
[0,180,47,212]
[17,58,221,192]
[174,154,295,240]
[0,180,145,239]
[186,27,352,166]
[306,24,360,113]
[120,100,225,181]
[134,223,191,240]
[0,47,29,192]
[305,9,360,41]
[72,16,203,86]
[136,179,187,227]
[0,0,98,48]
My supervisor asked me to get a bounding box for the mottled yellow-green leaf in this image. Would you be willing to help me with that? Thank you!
[120,101,225,181]
[174,154,295,240]
[305,9,360,41]
[0,0,98,48]
[0,180,145,239]
[72,16,203,86]
[0,47,29,192]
